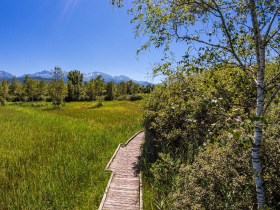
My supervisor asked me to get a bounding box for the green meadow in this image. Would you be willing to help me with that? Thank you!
[0,101,142,209]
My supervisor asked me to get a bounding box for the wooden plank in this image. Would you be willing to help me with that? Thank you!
[98,172,115,210]
[99,131,144,210]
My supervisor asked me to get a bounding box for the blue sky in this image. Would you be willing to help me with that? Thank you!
[0,0,188,83]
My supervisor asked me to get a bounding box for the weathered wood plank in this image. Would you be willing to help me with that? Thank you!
[99,131,144,210]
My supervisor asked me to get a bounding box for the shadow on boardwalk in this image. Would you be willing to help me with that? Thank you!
[99,131,144,210]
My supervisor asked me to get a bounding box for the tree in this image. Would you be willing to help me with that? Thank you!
[67,70,83,101]
[38,79,47,102]
[26,78,38,105]
[22,74,29,84]
[105,81,115,100]
[0,81,2,105]
[119,81,127,95]
[131,83,139,95]
[115,83,122,98]
[22,74,30,101]
[9,76,21,102]
[85,79,95,101]
[126,80,133,95]
[146,84,153,93]
[112,0,280,207]
[0,79,9,105]
[93,75,104,105]
[139,85,147,93]
[2,79,9,103]
[48,66,68,107]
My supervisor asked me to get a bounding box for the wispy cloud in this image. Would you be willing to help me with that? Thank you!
[60,0,79,21]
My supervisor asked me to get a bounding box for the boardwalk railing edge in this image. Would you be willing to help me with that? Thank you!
[140,172,143,210]
[98,130,144,210]
[98,171,115,210]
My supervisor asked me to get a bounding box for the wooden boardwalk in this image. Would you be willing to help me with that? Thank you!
[99,131,144,210]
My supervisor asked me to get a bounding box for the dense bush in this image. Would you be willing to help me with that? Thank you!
[116,95,130,101]
[141,67,280,209]
[142,68,256,162]
[171,139,256,209]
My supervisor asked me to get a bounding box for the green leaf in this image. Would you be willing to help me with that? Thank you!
[246,125,251,133]
[238,143,244,148]
[217,124,223,130]
[185,104,194,110]
[220,138,227,145]
[233,131,241,140]
[246,119,252,124]
[243,138,252,147]
[260,116,268,125]
[227,133,233,139]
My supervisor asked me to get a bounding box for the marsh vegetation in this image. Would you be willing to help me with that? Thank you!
[0,101,142,209]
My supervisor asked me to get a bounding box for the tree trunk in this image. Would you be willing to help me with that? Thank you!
[250,0,266,207]
[99,93,102,105]
[253,69,265,208]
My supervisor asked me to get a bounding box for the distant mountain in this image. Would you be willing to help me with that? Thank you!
[83,71,116,82]
[17,77,52,84]
[19,70,53,79]
[113,75,131,82]
[0,70,14,79]
[83,72,153,86]
[0,70,154,86]
[19,70,69,81]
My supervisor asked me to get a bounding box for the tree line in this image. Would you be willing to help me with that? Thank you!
[0,66,154,106]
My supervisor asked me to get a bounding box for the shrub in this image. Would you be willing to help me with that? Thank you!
[171,140,256,209]
[0,97,6,106]
[141,67,280,209]
[130,94,143,101]
[116,95,130,101]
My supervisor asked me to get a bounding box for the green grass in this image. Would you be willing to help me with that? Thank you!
[142,177,157,210]
[0,101,142,209]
